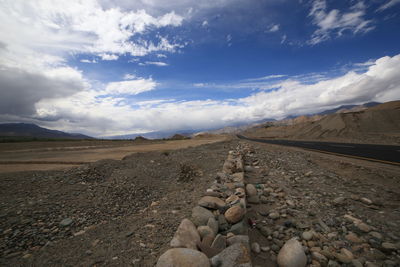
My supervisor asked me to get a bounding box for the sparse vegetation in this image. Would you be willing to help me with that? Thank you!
[178,163,202,182]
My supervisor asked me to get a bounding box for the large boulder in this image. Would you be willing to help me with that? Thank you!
[210,242,251,267]
[192,206,215,227]
[156,248,210,267]
[170,219,200,250]
[277,238,307,267]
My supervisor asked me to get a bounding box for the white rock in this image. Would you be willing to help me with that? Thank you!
[170,219,200,250]
[156,248,210,267]
[302,231,313,241]
[277,238,307,267]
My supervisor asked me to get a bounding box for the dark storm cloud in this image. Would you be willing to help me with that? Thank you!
[0,67,85,116]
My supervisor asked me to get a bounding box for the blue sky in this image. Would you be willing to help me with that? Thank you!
[0,0,400,136]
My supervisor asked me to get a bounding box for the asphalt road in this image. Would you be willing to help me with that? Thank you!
[237,135,400,165]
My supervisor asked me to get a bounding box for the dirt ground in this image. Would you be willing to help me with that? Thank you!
[0,140,236,266]
[0,138,399,266]
[0,136,228,173]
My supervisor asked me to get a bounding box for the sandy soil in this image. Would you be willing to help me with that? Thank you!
[0,136,228,173]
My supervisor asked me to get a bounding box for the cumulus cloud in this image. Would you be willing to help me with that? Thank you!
[0,1,184,62]
[309,0,374,44]
[27,54,400,136]
[0,66,86,116]
[0,0,185,127]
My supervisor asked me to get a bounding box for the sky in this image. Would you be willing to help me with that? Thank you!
[0,0,399,137]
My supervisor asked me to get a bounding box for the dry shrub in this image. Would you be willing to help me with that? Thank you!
[178,163,202,182]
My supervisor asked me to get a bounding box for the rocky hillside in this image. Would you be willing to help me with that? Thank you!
[243,101,400,145]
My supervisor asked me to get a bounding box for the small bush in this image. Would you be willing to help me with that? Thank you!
[178,163,202,182]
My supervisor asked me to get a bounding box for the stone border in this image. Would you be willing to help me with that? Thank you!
[156,143,253,267]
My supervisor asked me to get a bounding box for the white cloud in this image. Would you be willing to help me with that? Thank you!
[0,0,185,127]
[309,0,374,44]
[281,34,287,44]
[268,24,280,32]
[139,61,169,66]
[105,78,157,95]
[123,73,137,80]
[26,54,400,136]
[99,53,119,61]
[193,83,208,87]
[353,60,375,67]
[246,74,287,81]
[80,59,98,63]
[377,0,400,11]
[0,0,185,70]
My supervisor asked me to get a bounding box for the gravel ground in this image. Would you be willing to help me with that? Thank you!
[0,140,236,266]
[242,141,400,266]
[1,138,399,266]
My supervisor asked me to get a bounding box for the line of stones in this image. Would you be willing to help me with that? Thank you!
[156,143,253,267]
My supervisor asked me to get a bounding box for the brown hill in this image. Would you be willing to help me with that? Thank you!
[132,136,149,142]
[244,100,400,145]
[169,134,189,140]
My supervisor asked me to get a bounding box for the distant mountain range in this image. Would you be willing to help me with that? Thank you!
[0,123,92,139]
[0,102,387,140]
[103,129,200,140]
